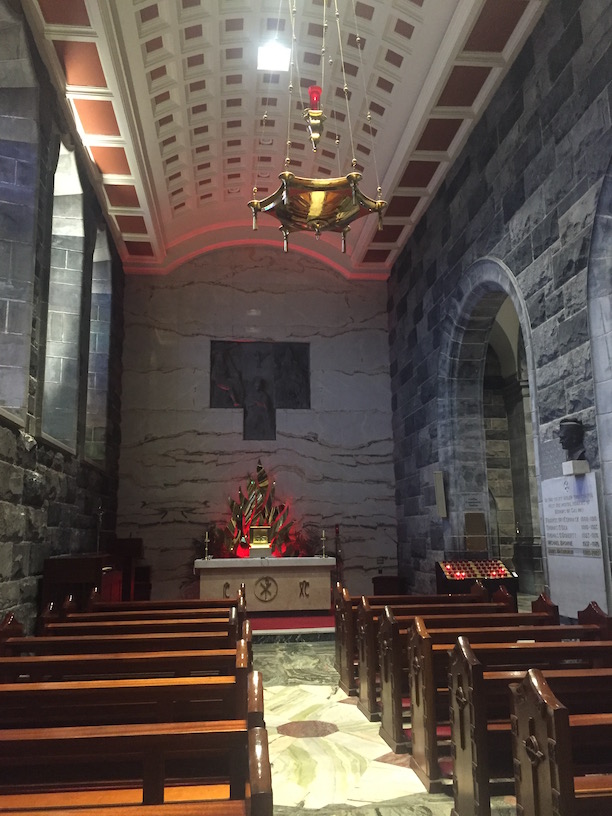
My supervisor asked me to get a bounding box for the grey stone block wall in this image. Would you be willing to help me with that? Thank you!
[0,1,124,632]
[388,0,612,592]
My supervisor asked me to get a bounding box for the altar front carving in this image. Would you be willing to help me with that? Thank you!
[194,556,335,612]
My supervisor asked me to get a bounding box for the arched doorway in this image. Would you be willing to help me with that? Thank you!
[484,300,542,593]
[438,259,543,593]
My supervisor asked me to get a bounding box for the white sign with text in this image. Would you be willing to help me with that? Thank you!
[541,472,608,617]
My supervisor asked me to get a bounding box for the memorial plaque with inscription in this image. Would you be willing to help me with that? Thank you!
[541,473,609,617]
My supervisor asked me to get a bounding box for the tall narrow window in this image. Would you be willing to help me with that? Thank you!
[85,229,112,464]
[41,145,85,449]
[0,106,37,422]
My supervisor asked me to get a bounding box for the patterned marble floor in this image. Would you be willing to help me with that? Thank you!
[253,640,517,816]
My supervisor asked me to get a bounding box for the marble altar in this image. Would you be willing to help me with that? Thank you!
[194,556,336,612]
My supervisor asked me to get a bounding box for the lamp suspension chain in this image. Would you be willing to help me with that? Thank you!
[320,0,328,112]
[334,0,356,171]
[285,0,298,169]
[349,0,383,202]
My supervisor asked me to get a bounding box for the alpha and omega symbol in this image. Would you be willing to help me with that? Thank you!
[254,575,278,603]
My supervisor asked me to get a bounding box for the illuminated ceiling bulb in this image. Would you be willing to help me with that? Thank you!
[257,41,291,71]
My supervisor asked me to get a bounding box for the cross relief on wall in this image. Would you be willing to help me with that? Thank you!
[210,341,310,440]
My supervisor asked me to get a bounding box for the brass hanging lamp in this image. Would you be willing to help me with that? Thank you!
[248,0,387,253]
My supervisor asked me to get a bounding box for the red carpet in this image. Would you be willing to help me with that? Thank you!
[250,613,334,631]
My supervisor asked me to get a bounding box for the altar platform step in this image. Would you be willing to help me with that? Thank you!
[250,611,334,642]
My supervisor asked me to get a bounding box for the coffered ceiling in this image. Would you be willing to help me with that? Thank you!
[22,0,548,279]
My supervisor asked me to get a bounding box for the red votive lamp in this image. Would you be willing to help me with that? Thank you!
[308,85,322,110]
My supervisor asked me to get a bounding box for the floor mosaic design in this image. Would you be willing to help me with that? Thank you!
[253,641,517,816]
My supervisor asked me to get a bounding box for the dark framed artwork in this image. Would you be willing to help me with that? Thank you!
[210,341,310,440]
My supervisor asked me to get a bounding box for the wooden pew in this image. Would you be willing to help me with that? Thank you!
[1,630,250,656]
[0,611,250,657]
[333,580,493,673]
[450,636,612,816]
[382,613,570,756]
[375,594,560,748]
[40,593,247,631]
[0,588,270,816]
[510,668,612,816]
[0,638,262,729]
[334,584,445,693]
[0,720,272,815]
[355,591,515,720]
[0,805,248,816]
[0,620,269,814]
[0,671,264,729]
[0,635,262,725]
[86,583,245,613]
[405,602,612,791]
[40,614,241,637]
[334,581,504,696]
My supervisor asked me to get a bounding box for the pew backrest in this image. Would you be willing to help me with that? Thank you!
[0,670,263,728]
[41,615,238,637]
[1,628,247,657]
[0,646,248,683]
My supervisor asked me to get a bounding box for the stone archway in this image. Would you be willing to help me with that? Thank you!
[437,257,543,591]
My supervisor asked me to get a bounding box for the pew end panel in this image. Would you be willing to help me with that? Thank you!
[577,601,612,639]
[0,614,24,654]
[408,617,451,792]
[337,588,358,696]
[249,725,273,816]
[530,593,559,623]
[449,636,513,816]
[510,669,576,816]
[490,585,517,611]
[333,582,343,671]
[378,607,410,753]
[356,599,380,721]
[469,580,489,603]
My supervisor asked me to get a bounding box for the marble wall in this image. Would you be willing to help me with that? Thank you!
[117,246,396,599]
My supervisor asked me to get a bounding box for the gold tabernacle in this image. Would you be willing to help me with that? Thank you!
[250,525,271,547]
